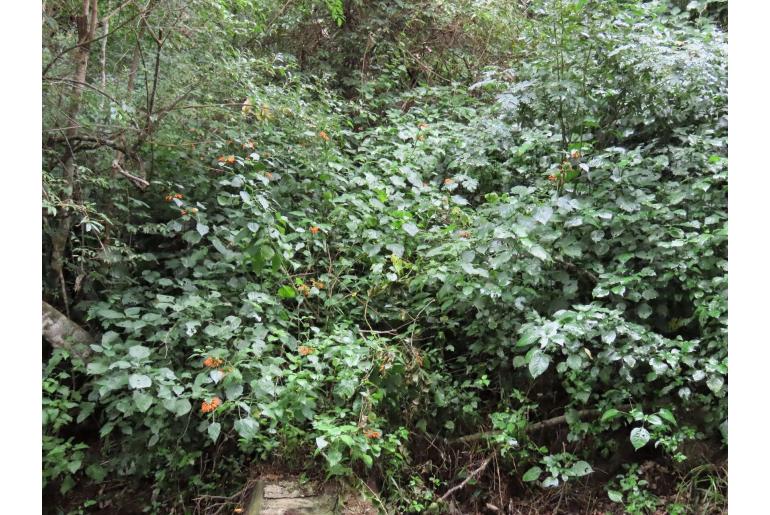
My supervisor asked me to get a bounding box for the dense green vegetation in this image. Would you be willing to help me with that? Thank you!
[43,0,727,513]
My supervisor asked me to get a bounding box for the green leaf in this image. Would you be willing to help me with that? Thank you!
[522,466,542,482]
[528,244,549,261]
[128,374,152,389]
[601,409,622,423]
[607,489,623,503]
[630,427,650,450]
[128,345,151,360]
[174,399,192,417]
[208,421,221,442]
[402,222,419,236]
[657,408,677,426]
[278,285,296,299]
[528,350,550,379]
[225,383,244,400]
[196,222,210,236]
[516,330,538,347]
[706,375,724,393]
[234,418,259,440]
[86,362,108,375]
[542,476,559,488]
[132,391,153,413]
[569,461,593,477]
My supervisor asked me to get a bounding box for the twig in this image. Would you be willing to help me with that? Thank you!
[439,454,494,501]
[112,159,149,189]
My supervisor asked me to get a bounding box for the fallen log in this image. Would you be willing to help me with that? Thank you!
[42,300,94,359]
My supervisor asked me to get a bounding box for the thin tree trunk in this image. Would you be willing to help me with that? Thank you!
[50,0,100,316]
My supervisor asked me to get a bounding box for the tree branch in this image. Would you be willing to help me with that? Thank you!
[439,454,494,501]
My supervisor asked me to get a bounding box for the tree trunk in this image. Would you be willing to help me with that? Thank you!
[50,0,99,315]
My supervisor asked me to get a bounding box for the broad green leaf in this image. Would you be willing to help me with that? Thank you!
[128,345,151,360]
[174,399,192,417]
[128,374,152,389]
[657,408,677,426]
[278,285,296,299]
[569,461,593,477]
[86,362,108,375]
[601,409,622,423]
[607,490,623,503]
[234,418,259,440]
[132,391,153,413]
[630,427,650,450]
[522,466,542,482]
[208,421,221,442]
[402,222,419,236]
[706,375,724,393]
[528,350,550,379]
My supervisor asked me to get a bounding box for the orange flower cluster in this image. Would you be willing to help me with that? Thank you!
[298,345,314,356]
[265,172,274,180]
[318,131,330,142]
[310,279,325,290]
[164,193,184,202]
[201,397,222,414]
[570,149,582,159]
[309,225,320,235]
[364,429,382,439]
[298,283,311,297]
[218,155,236,165]
[418,123,429,129]
[458,230,471,238]
[243,140,255,149]
[443,178,454,185]
[203,356,224,368]
[547,175,557,182]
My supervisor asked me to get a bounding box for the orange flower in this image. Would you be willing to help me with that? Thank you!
[311,279,325,290]
[318,131,330,142]
[164,195,173,202]
[265,172,274,180]
[200,397,221,414]
[298,345,314,356]
[298,284,311,297]
[458,230,471,238]
[547,175,557,182]
[243,140,255,149]
[174,193,183,199]
[364,429,382,439]
[218,155,236,165]
[418,123,429,129]
[309,225,320,235]
[203,357,224,368]
[570,149,581,159]
[443,178,454,185]
[191,207,199,214]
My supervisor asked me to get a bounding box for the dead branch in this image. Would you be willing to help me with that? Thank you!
[112,159,150,189]
[440,454,494,501]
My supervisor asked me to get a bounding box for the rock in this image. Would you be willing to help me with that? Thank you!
[245,476,377,515]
